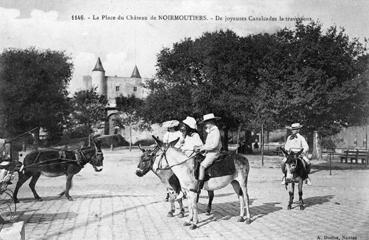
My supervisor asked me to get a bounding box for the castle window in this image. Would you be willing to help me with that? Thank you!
[115,86,120,92]
[133,86,137,92]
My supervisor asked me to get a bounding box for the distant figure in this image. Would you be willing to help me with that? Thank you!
[253,139,259,150]
[0,139,12,184]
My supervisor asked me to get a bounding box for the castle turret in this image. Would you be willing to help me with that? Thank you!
[92,57,107,96]
[131,65,141,78]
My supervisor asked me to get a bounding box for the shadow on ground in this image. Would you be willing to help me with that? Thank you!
[36,200,161,240]
[16,193,155,203]
[196,194,335,227]
[196,199,281,227]
[18,212,78,224]
[286,194,335,210]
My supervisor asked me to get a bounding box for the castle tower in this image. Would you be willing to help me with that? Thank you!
[131,65,141,79]
[92,57,107,96]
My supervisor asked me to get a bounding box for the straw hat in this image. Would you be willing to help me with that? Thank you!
[200,113,221,123]
[162,120,179,129]
[182,116,197,130]
[287,123,303,130]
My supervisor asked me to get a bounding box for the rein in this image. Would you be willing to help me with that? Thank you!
[156,147,199,170]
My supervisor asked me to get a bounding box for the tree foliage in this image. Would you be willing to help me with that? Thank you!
[114,95,148,131]
[259,22,369,136]
[141,21,369,140]
[0,48,73,140]
[70,88,108,132]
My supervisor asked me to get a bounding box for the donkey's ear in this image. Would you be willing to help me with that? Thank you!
[297,149,304,156]
[169,137,180,147]
[152,135,163,147]
[280,147,288,156]
[138,144,145,152]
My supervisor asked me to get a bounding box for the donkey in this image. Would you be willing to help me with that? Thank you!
[152,136,251,229]
[13,135,104,203]
[136,145,215,218]
[280,147,308,210]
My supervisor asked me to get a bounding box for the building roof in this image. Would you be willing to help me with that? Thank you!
[131,65,141,78]
[92,57,105,72]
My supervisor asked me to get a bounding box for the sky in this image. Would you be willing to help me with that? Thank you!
[0,0,368,93]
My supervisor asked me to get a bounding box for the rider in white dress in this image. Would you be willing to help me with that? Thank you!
[179,116,203,157]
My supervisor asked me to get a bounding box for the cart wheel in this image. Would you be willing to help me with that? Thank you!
[0,189,16,223]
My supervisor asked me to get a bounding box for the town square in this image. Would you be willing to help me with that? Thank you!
[0,0,369,239]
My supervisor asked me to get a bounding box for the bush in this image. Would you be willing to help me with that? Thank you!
[134,139,156,146]
[64,125,91,139]
[96,134,129,148]
[321,138,336,150]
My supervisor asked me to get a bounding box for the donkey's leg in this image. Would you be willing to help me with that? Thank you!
[65,174,74,201]
[206,190,214,215]
[298,180,304,210]
[167,198,175,217]
[177,198,185,218]
[239,178,251,224]
[184,191,199,229]
[231,180,245,222]
[29,172,42,201]
[13,171,32,203]
[287,183,295,210]
[58,190,66,198]
[184,191,194,226]
[190,191,199,230]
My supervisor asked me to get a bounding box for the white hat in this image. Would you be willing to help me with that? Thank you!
[200,113,221,123]
[162,120,179,129]
[288,123,303,130]
[182,116,197,130]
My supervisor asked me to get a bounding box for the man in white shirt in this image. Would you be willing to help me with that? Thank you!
[193,113,222,193]
[281,123,311,185]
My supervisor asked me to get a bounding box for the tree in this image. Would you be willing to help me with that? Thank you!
[114,95,146,150]
[0,48,72,141]
[143,30,255,149]
[142,22,369,154]
[70,88,108,134]
[258,21,369,137]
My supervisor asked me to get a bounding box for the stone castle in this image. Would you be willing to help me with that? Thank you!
[82,57,150,106]
[82,58,152,135]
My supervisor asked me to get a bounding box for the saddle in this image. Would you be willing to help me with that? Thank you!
[58,150,83,166]
[194,151,236,181]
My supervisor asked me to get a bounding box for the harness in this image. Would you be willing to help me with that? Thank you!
[155,146,200,171]
[21,146,101,170]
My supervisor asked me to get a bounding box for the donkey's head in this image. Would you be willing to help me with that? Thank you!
[281,147,304,182]
[83,134,104,172]
[136,144,159,177]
